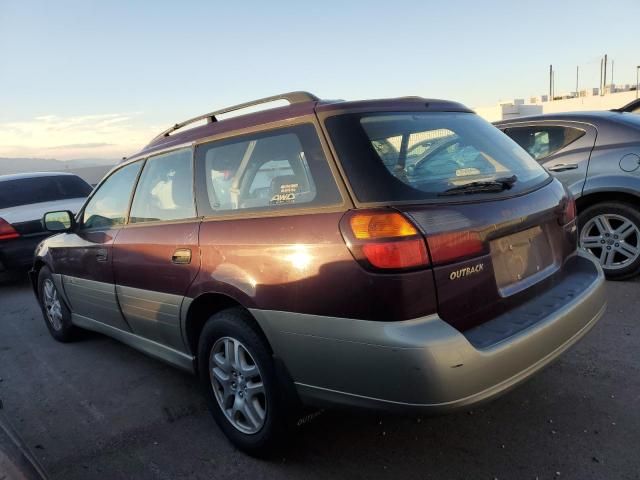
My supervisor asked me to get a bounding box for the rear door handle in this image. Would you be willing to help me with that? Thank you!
[95,248,108,262]
[172,248,192,264]
[547,163,579,172]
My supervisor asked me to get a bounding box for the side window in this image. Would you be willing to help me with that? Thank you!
[129,149,195,223]
[195,124,341,214]
[82,161,143,229]
[504,126,585,161]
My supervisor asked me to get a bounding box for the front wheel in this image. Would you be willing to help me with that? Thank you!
[37,266,77,341]
[197,308,290,455]
[578,201,640,280]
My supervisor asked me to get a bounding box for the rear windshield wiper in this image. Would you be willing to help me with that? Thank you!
[439,175,518,196]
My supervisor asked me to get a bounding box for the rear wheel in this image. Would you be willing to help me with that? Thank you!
[197,307,290,455]
[37,266,77,342]
[578,201,640,280]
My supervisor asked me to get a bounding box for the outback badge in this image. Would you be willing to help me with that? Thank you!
[450,263,484,280]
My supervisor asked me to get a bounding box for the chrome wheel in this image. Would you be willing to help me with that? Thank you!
[580,213,640,270]
[42,279,63,330]
[209,336,267,435]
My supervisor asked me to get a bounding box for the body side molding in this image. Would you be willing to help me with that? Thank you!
[71,313,195,372]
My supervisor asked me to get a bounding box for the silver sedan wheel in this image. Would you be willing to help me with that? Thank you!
[209,336,267,435]
[42,279,63,330]
[580,213,640,270]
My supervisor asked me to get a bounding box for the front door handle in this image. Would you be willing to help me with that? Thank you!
[547,163,579,172]
[172,248,192,265]
[95,248,108,262]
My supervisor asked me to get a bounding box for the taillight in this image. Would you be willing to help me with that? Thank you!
[340,210,430,271]
[426,230,484,265]
[0,218,19,241]
[559,196,576,225]
[350,213,419,239]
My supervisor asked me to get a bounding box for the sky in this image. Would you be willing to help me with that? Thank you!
[1,0,639,160]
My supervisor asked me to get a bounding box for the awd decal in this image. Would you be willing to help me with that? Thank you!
[449,263,484,280]
[271,183,299,204]
[270,193,296,203]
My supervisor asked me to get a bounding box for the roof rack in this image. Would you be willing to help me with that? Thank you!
[151,91,319,142]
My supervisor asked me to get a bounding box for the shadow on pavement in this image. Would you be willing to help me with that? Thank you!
[0,269,31,287]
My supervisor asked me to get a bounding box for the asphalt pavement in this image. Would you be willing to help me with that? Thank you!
[0,271,638,479]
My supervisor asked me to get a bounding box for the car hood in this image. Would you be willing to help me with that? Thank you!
[0,198,85,224]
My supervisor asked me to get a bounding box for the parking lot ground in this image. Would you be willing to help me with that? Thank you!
[1,271,639,480]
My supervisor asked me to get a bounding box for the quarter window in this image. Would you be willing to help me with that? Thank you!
[129,149,195,223]
[195,124,341,214]
[82,161,143,229]
[504,126,585,161]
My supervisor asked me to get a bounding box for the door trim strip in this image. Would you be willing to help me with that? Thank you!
[71,313,195,373]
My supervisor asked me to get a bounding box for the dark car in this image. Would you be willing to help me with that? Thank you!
[0,172,92,273]
[31,92,605,454]
[496,112,640,279]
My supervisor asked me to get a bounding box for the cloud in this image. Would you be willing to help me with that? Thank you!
[0,113,160,160]
[50,142,115,149]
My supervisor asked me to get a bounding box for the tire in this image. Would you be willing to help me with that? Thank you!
[197,307,292,456]
[37,266,77,342]
[578,201,640,280]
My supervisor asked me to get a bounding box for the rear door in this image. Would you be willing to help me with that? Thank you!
[57,161,143,330]
[112,148,200,352]
[501,121,597,197]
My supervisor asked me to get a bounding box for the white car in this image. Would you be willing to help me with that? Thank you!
[0,172,91,272]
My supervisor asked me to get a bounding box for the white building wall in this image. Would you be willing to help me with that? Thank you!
[475,90,638,122]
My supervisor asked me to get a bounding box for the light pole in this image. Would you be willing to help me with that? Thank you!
[637,66,640,99]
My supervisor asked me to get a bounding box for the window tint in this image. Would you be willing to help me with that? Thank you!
[82,161,142,229]
[195,124,341,214]
[0,175,92,209]
[504,126,585,161]
[326,112,549,203]
[129,149,195,223]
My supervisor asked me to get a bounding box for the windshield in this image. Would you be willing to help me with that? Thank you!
[326,112,549,203]
[0,175,92,209]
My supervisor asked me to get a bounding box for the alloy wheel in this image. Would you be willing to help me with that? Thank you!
[580,213,640,270]
[209,336,267,435]
[42,279,63,330]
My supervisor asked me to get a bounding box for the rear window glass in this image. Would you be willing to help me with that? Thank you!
[0,175,92,209]
[325,112,549,203]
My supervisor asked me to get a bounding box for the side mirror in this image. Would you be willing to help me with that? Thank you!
[42,211,74,233]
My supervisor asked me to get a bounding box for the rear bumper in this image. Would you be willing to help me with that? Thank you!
[252,251,606,412]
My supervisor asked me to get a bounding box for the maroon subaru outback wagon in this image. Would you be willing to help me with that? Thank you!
[32,92,606,454]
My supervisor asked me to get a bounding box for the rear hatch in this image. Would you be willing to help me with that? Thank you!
[396,179,576,331]
[324,107,577,331]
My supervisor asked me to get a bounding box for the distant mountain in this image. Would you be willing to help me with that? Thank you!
[0,157,118,185]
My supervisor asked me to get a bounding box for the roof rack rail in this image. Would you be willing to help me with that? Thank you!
[151,91,319,142]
